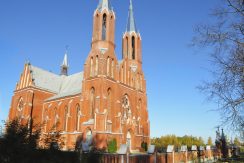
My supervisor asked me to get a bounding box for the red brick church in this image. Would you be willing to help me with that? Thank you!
[8,0,150,151]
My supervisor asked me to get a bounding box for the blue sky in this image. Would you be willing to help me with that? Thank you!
[0,0,229,141]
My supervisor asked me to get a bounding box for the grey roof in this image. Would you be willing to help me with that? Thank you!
[126,0,137,32]
[29,65,83,101]
[46,72,84,101]
[30,65,63,93]
[97,0,112,11]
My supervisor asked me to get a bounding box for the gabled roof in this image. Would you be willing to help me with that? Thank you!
[30,65,63,93]
[29,65,83,101]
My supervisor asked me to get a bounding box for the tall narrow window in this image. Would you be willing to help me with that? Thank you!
[102,14,107,40]
[124,63,127,84]
[90,57,93,77]
[75,105,80,131]
[111,59,114,78]
[95,55,98,76]
[126,37,129,58]
[64,106,68,131]
[44,110,48,132]
[140,75,143,90]
[90,88,95,119]
[107,57,110,76]
[132,36,135,60]
[121,66,124,83]
[107,88,112,120]
[138,99,142,118]
[54,108,58,130]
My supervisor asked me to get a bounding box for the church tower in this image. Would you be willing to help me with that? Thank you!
[120,0,145,91]
[92,0,115,47]
[122,0,142,64]
[83,0,118,80]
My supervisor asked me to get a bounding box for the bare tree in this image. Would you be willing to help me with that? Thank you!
[192,0,244,135]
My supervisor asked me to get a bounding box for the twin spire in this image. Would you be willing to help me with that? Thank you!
[61,0,138,76]
[127,0,137,32]
[97,0,137,32]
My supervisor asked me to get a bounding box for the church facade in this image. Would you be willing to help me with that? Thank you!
[8,0,150,151]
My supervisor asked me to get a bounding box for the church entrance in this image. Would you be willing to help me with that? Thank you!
[126,131,131,151]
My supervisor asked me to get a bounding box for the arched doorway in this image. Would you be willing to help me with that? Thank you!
[86,129,93,145]
[81,129,93,152]
[126,131,132,151]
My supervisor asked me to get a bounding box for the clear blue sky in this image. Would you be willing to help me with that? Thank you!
[0,0,229,141]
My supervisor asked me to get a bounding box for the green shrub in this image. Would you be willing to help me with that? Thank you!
[141,141,148,152]
[108,139,117,153]
[240,146,244,153]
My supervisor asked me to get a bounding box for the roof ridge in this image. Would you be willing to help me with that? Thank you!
[30,65,60,77]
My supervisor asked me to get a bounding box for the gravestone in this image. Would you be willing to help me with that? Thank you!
[191,145,197,151]
[148,145,155,154]
[167,145,174,153]
[180,145,188,152]
[199,146,205,151]
[206,145,211,150]
[117,144,127,154]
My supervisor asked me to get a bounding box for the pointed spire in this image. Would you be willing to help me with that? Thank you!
[126,0,137,32]
[62,53,68,68]
[97,0,112,12]
[61,48,69,76]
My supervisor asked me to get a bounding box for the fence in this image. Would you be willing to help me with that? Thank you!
[80,149,220,163]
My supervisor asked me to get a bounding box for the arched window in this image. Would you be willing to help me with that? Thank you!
[95,55,98,76]
[107,88,112,120]
[54,107,58,130]
[90,88,95,119]
[90,57,94,77]
[64,106,68,131]
[102,14,107,40]
[132,36,135,60]
[122,94,130,119]
[138,99,142,118]
[75,104,80,131]
[44,109,48,132]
